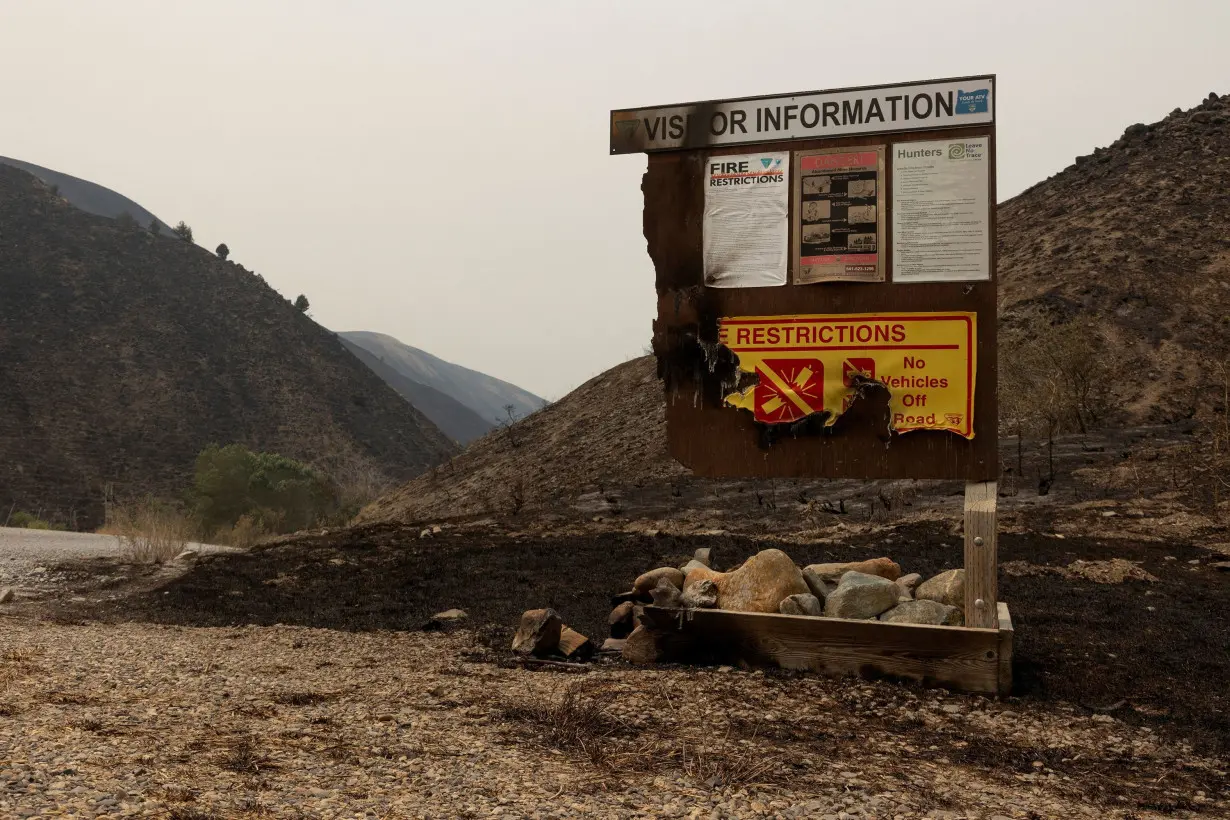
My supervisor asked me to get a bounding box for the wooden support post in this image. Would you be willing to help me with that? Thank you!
[964,481,998,629]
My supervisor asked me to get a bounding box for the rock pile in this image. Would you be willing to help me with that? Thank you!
[511,547,972,666]
[606,547,969,664]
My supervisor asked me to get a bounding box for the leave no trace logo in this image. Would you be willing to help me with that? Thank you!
[948,143,966,160]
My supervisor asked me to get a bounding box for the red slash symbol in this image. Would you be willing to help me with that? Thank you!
[842,357,876,411]
[754,359,825,424]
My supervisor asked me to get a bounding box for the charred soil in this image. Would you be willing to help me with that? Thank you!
[60,517,1230,755]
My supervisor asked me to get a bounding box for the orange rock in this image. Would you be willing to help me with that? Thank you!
[716,549,808,613]
[804,557,902,583]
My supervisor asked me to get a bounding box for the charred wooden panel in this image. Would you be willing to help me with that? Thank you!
[649,127,998,481]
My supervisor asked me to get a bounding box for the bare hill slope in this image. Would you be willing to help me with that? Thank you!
[0,165,458,526]
[339,338,493,445]
[358,356,680,523]
[998,91,1230,421]
[340,331,546,425]
[0,155,175,234]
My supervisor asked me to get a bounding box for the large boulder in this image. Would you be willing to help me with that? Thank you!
[823,571,899,619]
[633,567,684,595]
[716,549,809,613]
[511,609,562,655]
[683,564,723,589]
[779,593,823,616]
[916,569,965,608]
[879,599,963,626]
[805,558,901,583]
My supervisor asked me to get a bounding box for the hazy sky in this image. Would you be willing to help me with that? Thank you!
[3,1,1228,400]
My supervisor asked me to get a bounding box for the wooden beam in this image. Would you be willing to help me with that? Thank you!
[996,601,1014,696]
[964,481,998,629]
[639,606,1005,695]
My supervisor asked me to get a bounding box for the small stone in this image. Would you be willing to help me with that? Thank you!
[431,608,467,621]
[419,528,431,539]
[557,626,593,660]
[0,588,12,604]
[916,569,965,608]
[601,638,626,652]
[511,608,562,656]
[633,567,685,595]
[608,601,636,638]
[1213,561,1230,573]
[896,572,922,597]
[801,567,834,601]
[650,577,683,608]
[174,549,198,562]
[879,599,963,626]
[680,579,718,609]
[824,571,899,619]
[694,547,713,567]
[779,593,823,616]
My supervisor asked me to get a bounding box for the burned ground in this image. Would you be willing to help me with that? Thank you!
[59,517,1230,756]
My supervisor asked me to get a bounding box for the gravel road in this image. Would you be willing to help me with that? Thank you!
[0,527,226,593]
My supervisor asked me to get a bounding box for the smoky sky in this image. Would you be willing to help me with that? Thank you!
[2,0,1226,399]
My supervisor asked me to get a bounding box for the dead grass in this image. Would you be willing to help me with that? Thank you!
[499,681,793,789]
[220,734,276,775]
[106,497,193,564]
[213,514,265,549]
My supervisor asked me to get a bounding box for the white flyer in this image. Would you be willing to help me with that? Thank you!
[702,152,789,288]
[892,137,991,282]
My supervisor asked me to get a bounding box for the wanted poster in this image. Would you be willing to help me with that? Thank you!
[793,147,885,284]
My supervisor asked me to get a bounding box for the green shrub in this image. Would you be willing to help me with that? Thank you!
[192,444,339,535]
[8,511,63,530]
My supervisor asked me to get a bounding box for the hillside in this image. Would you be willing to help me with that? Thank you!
[0,165,458,526]
[340,331,546,425]
[0,156,175,234]
[998,91,1230,422]
[339,338,492,445]
[361,92,1230,527]
[357,355,681,523]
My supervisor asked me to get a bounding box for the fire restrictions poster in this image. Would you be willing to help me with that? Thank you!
[702,152,789,288]
[793,147,885,284]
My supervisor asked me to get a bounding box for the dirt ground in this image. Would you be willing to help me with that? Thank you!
[4,420,1229,818]
[2,497,1226,818]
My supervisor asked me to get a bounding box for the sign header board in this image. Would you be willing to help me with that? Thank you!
[611,76,994,155]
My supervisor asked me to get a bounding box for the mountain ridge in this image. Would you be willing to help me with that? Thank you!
[340,330,547,425]
[0,155,176,235]
[0,164,458,526]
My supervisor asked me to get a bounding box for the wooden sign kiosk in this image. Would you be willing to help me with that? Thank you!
[612,76,1012,695]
